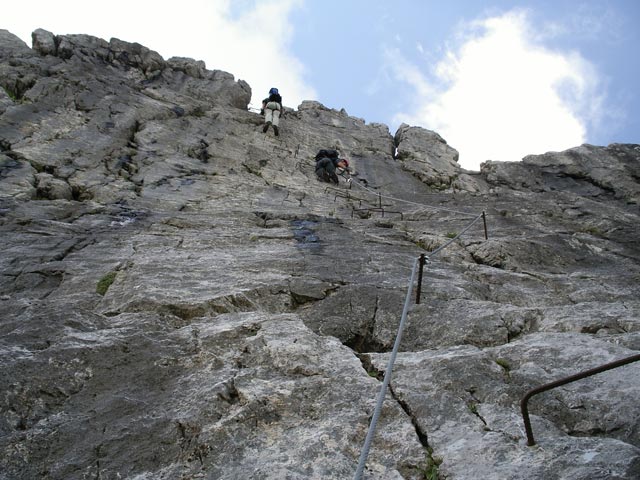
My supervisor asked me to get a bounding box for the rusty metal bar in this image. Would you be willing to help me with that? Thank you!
[351,207,403,219]
[520,353,640,446]
[324,186,368,204]
[415,254,427,304]
[482,211,488,240]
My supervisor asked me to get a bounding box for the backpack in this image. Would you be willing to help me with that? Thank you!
[315,149,338,162]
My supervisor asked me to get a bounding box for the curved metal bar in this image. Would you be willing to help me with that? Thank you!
[520,353,640,446]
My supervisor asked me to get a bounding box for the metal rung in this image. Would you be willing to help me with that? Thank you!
[351,207,403,219]
[520,353,640,446]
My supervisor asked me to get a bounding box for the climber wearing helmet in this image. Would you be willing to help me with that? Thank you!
[261,87,283,136]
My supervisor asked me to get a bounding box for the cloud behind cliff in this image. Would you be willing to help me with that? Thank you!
[6,1,637,171]
[8,0,316,110]
[389,10,604,170]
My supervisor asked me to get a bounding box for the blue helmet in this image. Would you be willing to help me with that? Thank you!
[269,87,279,95]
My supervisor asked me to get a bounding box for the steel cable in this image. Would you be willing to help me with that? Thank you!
[353,210,484,479]
[349,177,477,218]
[353,255,420,480]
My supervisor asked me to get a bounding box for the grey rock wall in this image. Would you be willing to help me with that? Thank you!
[1,29,639,479]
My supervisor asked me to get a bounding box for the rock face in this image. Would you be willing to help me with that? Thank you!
[1,29,639,480]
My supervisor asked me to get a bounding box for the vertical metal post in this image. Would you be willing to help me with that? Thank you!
[378,193,382,208]
[416,254,426,304]
[482,211,488,240]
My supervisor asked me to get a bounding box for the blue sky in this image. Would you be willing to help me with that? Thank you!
[6,0,639,170]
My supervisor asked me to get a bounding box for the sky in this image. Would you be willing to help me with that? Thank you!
[4,0,639,170]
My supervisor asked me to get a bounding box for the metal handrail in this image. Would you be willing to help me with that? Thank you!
[520,353,640,446]
[351,207,404,219]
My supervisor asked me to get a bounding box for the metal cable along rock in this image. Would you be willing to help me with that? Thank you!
[352,203,486,480]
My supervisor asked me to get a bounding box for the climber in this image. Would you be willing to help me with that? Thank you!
[315,149,349,184]
[261,87,283,136]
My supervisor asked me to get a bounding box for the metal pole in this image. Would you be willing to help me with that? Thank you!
[416,254,426,304]
[353,256,420,480]
[482,211,488,240]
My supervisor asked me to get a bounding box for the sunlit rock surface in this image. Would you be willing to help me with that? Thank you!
[1,28,639,479]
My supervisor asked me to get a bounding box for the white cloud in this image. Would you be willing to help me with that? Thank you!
[391,10,603,171]
[190,0,317,109]
[7,0,315,110]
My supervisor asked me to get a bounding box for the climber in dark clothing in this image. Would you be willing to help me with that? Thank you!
[261,87,283,136]
[315,149,349,184]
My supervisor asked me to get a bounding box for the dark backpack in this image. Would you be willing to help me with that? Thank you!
[315,149,338,162]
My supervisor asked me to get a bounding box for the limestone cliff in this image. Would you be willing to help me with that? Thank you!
[1,29,639,480]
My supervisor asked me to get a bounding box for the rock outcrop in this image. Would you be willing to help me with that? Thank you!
[1,29,639,480]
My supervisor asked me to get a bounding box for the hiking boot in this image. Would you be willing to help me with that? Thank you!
[262,122,271,133]
[273,125,279,136]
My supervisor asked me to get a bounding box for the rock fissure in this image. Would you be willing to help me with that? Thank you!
[1,28,639,480]
[344,294,389,354]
